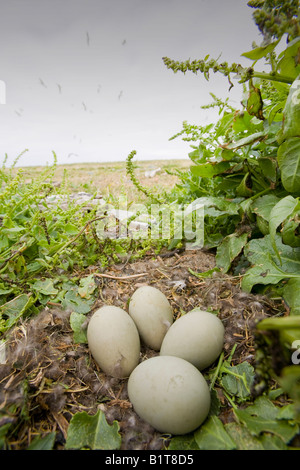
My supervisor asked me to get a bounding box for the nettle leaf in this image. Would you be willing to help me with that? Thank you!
[216,233,248,273]
[194,415,236,450]
[65,410,121,450]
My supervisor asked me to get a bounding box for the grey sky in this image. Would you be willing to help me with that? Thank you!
[0,0,262,167]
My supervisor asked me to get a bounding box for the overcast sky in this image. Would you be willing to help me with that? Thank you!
[0,0,262,167]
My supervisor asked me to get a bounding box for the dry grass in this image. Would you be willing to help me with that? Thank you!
[17,159,191,202]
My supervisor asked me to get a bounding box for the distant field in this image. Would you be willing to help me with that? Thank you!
[18,159,191,201]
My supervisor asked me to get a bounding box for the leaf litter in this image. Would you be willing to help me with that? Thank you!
[0,246,294,450]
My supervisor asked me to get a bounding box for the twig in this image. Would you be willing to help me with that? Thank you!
[93,272,148,281]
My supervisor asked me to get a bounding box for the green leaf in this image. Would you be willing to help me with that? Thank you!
[221,361,255,399]
[216,233,248,273]
[70,311,88,343]
[252,194,280,221]
[277,74,300,143]
[283,279,300,315]
[30,278,58,296]
[190,161,231,178]
[269,196,299,259]
[167,435,199,450]
[220,131,265,150]
[242,39,280,61]
[234,396,299,443]
[188,267,221,278]
[257,157,277,183]
[194,415,236,450]
[224,422,264,450]
[78,274,97,299]
[62,290,94,314]
[277,138,300,192]
[65,410,121,450]
[0,294,34,332]
[27,432,56,450]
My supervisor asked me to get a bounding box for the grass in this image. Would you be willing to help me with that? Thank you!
[12,159,191,202]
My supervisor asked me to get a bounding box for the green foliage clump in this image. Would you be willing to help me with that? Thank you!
[126,0,300,433]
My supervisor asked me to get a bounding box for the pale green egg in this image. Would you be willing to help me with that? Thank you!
[129,286,173,350]
[128,355,211,435]
[87,305,140,378]
[160,309,224,370]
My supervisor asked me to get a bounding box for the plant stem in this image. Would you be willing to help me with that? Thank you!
[252,71,294,84]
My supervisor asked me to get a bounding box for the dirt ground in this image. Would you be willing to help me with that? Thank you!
[0,246,284,450]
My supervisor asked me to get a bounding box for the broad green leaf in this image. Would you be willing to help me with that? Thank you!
[62,290,94,314]
[167,435,199,450]
[190,161,231,178]
[244,234,300,273]
[216,233,248,273]
[283,279,300,315]
[70,311,88,343]
[242,39,280,60]
[257,157,277,183]
[65,410,121,450]
[221,361,255,399]
[220,131,265,150]
[235,173,253,197]
[252,194,280,221]
[277,138,300,192]
[277,74,300,144]
[225,422,264,450]
[30,278,58,296]
[78,274,97,299]
[282,218,300,247]
[27,432,56,450]
[269,196,299,258]
[0,294,34,332]
[242,257,300,293]
[194,415,236,450]
[234,396,299,443]
[186,196,239,216]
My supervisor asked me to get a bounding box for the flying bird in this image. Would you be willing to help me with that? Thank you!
[97,84,102,93]
[122,39,127,46]
[86,31,90,46]
[82,101,87,111]
[118,90,123,101]
[39,78,47,88]
[57,83,62,93]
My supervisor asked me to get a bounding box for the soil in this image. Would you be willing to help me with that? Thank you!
[0,246,284,450]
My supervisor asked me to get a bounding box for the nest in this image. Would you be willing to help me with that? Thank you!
[0,248,283,450]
